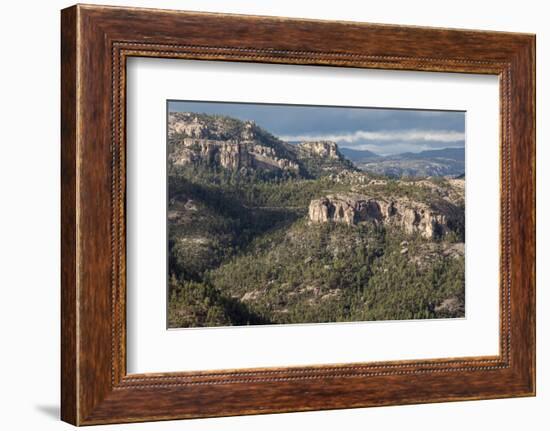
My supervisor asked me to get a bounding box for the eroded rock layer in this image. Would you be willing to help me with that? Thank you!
[308,193,462,239]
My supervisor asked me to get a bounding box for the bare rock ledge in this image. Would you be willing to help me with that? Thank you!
[308,193,461,240]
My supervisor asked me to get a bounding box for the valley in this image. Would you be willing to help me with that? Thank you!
[167,112,465,328]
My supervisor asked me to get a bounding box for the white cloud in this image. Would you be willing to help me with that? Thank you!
[280,129,464,144]
[352,142,461,156]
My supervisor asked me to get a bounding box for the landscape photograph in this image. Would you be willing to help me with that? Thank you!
[166,101,466,328]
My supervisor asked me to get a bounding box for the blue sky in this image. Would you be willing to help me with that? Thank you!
[168,100,465,156]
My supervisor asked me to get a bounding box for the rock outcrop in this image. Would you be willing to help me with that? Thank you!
[294,140,357,176]
[308,193,462,239]
[168,113,356,178]
[434,296,464,316]
[168,113,300,174]
[169,114,208,138]
[169,138,300,173]
[297,141,342,159]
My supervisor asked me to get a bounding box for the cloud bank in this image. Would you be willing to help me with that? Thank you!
[169,101,465,155]
[280,129,465,156]
[280,129,465,144]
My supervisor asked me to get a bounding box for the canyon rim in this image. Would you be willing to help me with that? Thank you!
[166,101,466,328]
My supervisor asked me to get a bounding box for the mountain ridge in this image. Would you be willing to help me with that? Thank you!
[169,112,465,179]
[168,112,356,179]
[167,111,466,328]
[343,146,465,178]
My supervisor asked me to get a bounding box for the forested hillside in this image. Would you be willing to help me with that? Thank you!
[167,113,465,328]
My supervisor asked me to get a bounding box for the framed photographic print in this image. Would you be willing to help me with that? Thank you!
[61,4,535,425]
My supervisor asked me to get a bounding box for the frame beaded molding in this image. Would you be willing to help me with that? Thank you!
[110,41,513,388]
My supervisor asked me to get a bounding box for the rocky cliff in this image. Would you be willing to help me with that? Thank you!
[169,112,301,174]
[168,112,355,178]
[294,140,357,177]
[308,193,462,239]
[298,141,342,159]
[170,137,302,173]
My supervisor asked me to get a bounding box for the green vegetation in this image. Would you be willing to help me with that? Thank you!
[166,112,465,328]
[167,163,465,328]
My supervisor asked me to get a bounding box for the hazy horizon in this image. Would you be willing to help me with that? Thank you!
[169,100,465,156]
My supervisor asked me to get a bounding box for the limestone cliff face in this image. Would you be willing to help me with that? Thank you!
[169,138,300,172]
[168,113,358,178]
[294,140,357,176]
[168,112,300,174]
[297,141,342,159]
[308,193,461,239]
[169,115,208,138]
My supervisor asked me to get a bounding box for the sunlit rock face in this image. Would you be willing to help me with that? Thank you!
[297,141,341,159]
[168,113,300,174]
[308,193,462,240]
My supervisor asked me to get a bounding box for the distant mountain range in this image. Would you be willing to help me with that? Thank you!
[340,147,465,178]
[168,112,356,179]
[168,111,464,179]
[339,147,380,163]
[167,112,466,328]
